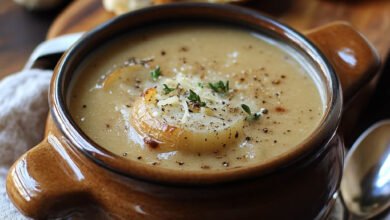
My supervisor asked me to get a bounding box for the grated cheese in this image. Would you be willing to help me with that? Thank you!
[181,99,190,124]
[157,96,179,106]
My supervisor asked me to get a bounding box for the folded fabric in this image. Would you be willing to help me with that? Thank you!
[0,69,52,219]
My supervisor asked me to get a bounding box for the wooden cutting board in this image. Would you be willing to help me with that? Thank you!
[47,0,390,62]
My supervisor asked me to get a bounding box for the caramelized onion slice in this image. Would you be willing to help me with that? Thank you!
[130,96,245,153]
[103,65,144,90]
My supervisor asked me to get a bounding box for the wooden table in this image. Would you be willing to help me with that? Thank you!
[0,0,68,79]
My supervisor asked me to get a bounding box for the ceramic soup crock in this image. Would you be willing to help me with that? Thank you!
[6,3,380,220]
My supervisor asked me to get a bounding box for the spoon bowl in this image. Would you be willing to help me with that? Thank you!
[341,120,390,219]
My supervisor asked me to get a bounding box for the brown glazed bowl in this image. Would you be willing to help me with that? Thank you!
[6,3,380,220]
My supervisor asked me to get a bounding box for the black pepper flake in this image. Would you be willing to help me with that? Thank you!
[272,80,281,85]
[245,137,251,141]
[161,50,166,56]
[275,106,286,113]
[281,75,286,79]
[126,104,131,108]
[137,156,142,160]
[176,161,185,166]
[263,128,269,133]
[106,124,111,128]
[179,46,189,52]
[235,131,239,139]
[152,162,159,166]
[201,165,210,169]
[222,161,230,167]
[82,105,87,108]
[273,140,278,143]
[222,143,227,148]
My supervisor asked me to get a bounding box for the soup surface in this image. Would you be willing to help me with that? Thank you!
[68,24,324,171]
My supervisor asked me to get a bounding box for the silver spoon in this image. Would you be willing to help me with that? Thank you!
[341,120,390,219]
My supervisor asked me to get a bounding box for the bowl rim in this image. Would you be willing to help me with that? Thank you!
[49,3,342,185]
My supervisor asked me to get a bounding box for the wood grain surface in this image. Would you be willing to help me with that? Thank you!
[0,0,60,79]
[47,0,390,62]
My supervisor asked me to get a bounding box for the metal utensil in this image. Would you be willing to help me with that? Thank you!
[341,120,390,219]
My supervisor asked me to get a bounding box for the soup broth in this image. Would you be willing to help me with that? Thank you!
[68,24,324,171]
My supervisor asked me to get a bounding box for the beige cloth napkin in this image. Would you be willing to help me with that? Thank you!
[0,69,52,219]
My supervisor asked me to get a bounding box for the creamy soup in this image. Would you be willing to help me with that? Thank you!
[68,24,324,171]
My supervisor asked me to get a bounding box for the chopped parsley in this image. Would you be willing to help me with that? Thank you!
[197,82,204,88]
[188,89,206,107]
[241,104,261,121]
[150,66,161,81]
[163,84,175,94]
[209,80,229,94]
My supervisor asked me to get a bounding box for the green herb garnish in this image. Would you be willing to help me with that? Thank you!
[150,66,161,81]
[163,84,175,94]
[241,104,261,121]
[208,80,229,94]
[197,82,204,88]
[188,89,206,107]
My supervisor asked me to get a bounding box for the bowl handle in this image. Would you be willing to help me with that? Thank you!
[6,132,91,219]
[305,21,381,102]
